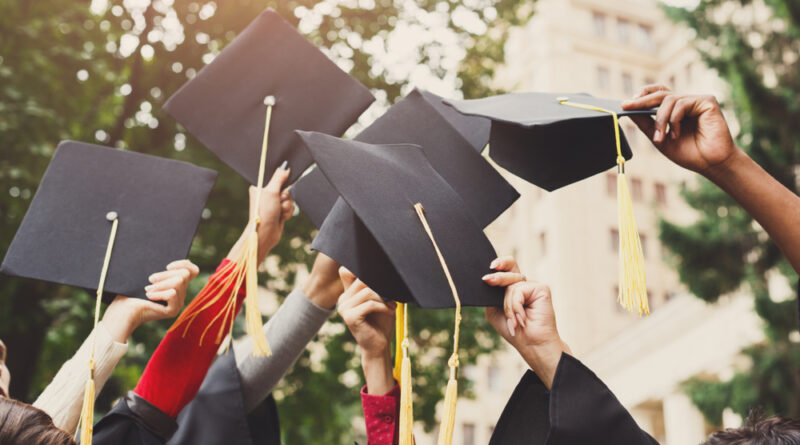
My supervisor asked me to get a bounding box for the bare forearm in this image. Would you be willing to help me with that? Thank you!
[705,148,800,272]
[362,349,395,395]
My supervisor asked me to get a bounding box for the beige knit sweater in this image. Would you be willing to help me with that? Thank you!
[33,321,128,433]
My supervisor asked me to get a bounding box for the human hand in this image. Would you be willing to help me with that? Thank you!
[483,257,569,388]
[621,85,740,178]
[302,252,343,310]
[251,165,295,261]
[338,268,396,395]
[102,259,199,343]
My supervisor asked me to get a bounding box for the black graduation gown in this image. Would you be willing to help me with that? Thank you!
[489,354,659,445]
[92,351,281,445]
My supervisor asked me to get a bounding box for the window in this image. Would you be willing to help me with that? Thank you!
[655,182,667,205]
[637,24,654,51]
[488,365,502,391]
[596,66,611,90]
[539,232,547,256]
[639,233,647,258]
[622,72,634,96]
[610,229,620,253]
[606,173,617,196]
[617,18,631,43]
[463,423,476,445]
[592,11,606,37]
[631,178,644,201]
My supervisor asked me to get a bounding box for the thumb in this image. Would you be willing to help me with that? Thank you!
[339,266,356,289]
[265,164,291,193]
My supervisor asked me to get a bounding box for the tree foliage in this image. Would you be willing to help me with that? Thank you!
[661,0,800,425]
[0,0,533,442]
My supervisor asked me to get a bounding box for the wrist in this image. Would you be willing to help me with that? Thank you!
[101,298,139,344]
[361,348,394,395]
[302,271,342,310]
[517,338,568,389]
[702,146,748,185]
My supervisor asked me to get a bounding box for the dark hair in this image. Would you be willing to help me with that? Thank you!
[703,412,800,445]
[0,398,76,445]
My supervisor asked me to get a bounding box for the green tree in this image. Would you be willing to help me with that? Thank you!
[0,0,533,442]
[661,0,800,425]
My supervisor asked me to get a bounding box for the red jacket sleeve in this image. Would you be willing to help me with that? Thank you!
[361,382,401,445]
[134,259,246,418]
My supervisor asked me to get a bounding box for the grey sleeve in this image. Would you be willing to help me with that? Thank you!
[233,287,334,413]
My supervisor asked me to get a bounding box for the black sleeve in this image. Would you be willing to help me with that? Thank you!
[167,351,281,445]
[91,392,177,445]
[490,354,659,445]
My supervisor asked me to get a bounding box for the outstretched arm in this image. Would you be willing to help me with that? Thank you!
[622,86,800,273]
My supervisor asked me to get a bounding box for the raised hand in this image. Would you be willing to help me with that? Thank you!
[621,85,738,176]
[102,259,199,343]
[338,267,396,395]
[251,165,295,260]
[483,257,569,388]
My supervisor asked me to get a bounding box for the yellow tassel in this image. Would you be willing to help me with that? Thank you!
[75,214,119,444]
[436,361,459,445]
[168,100,277,355]
[76,368,95,444]
[393,303,405,382]
[617,164,649,315]
[557,97,649,315]
[414,204,462,445]
[398,304,414,445]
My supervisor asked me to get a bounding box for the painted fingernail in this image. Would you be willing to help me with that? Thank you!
[145,285,155,291]
[507,318,516,337]
[653,129,662,141]
[482,274,493,282]
[517,312,526,328]
[280,160,288,170]
[490,258,500,269]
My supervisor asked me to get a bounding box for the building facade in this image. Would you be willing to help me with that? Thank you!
[414,1,765,444]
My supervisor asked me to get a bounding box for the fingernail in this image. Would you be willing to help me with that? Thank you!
[517,312,526,328]
[653,129,662,141]
[482,274,493,282]
[280,160,288,170]
[145,285,155,291]
[670,130,677,139]
[490,259,500,269]
[507,318,516,337]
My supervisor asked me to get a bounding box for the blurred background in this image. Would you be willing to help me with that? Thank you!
[0,0,798,444]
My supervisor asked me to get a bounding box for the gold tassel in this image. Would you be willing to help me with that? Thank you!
[414,204,462,445]
[168,98,276,355]
[393,303,405,382]
[398,303,414,445]
[77,368,95,444]
[617,163,649,315]
[75,213,119,444]
[437,362,459,445]
[557,97,649,315]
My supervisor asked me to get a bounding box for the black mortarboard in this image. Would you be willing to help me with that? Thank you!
[0,141,217,301]
[297,131,503,309]
[163,8,375,186]
[291,88,518,230]
[445,92,656,191]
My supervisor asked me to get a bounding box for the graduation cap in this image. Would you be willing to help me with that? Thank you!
[446,92,654,316]
[0,140,217,444]
[163,8,375,187]
[291,88,516,230]
[297,130,502,444]
[1,141,216,300]
[164,9,374,357]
